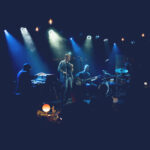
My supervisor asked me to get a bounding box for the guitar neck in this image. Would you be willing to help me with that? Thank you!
[86,75,100,81]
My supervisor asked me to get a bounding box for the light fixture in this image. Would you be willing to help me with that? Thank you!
[42,104,51,113]
[35,27,39,32]
[48,18,53,25]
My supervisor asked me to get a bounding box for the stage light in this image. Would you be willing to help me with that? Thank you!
[48,29,60,42]
[48,28,67,57]
[112,42,122,70]
[4,29,8,33]
[144,82,148,86]
[42,104,51,113]
[20,27,27,32]
[70,37,84,61]
[4,30,28,71]
[121,38,125,42]
[95,35,100,39]
[70,37,73,40]
[83,35,93,53]
[20,27,49,73]
[141,33,145,37]
[87,35,92,39]
[104,38,110,56]
[105,59,109,62]
[35,27,39,32]
[20,27,36,52]
[20,27,24,31]
[103,39,108,42]
[48,18,53,25]
[131,41,135,44]
[48,29,54,36]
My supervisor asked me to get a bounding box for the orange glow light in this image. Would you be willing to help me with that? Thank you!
[42,104,51,113]
[35,27,39,32]
[48,19,53,25]
[121,38,125,42]
[141,33,145,37]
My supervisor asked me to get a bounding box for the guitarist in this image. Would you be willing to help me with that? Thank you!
[75,64,98,98]
[75,64,91,85]
[58,53,74,104]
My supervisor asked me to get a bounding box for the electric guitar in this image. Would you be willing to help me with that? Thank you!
[75,75,101,86]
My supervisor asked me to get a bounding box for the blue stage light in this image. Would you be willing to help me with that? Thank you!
[95,35,100,39]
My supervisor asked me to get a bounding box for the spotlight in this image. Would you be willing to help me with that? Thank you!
[4,30,8,34]
[48,28,66,54]
[121,38,125,42]
[141,33,145,37]
[20,27,26,31]
[70,37,73,40]
[35,27,39,32]
[105,59,109,62]
[103,39,108,42]
[87,35,92,39]
[49,29,54,35]
[42,104,51,113]
[20,27,28,34]
[95,35,100,39]
[144,82,148,86]
[48,18,53,25]
[131,41,135,44]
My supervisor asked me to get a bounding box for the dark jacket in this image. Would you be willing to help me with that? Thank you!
[58,60,73,83]
[16,69,32,94]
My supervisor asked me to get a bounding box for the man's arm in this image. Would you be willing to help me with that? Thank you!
[58,61,63,72]
[70,63,74,72]
[58,61,67,75]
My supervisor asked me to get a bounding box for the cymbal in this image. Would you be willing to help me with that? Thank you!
[115,68,128,74]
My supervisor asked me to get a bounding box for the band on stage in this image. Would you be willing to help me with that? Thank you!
[16,53,131,106]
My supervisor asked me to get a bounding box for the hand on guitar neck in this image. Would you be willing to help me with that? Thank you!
[75,75,101,86]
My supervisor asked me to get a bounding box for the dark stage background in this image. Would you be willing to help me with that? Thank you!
[1,0,150,149]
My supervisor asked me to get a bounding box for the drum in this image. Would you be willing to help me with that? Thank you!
[109,78,115,85]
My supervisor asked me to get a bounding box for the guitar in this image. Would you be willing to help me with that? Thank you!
[75,75,101,86]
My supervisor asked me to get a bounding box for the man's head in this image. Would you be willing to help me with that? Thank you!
[65,54,71,62]
[23,63,31,71]
[84,64,89,72]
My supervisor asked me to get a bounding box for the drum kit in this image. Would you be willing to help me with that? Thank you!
[99,68,131,97]
[115,68,130,85]
[32,68,131,100]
